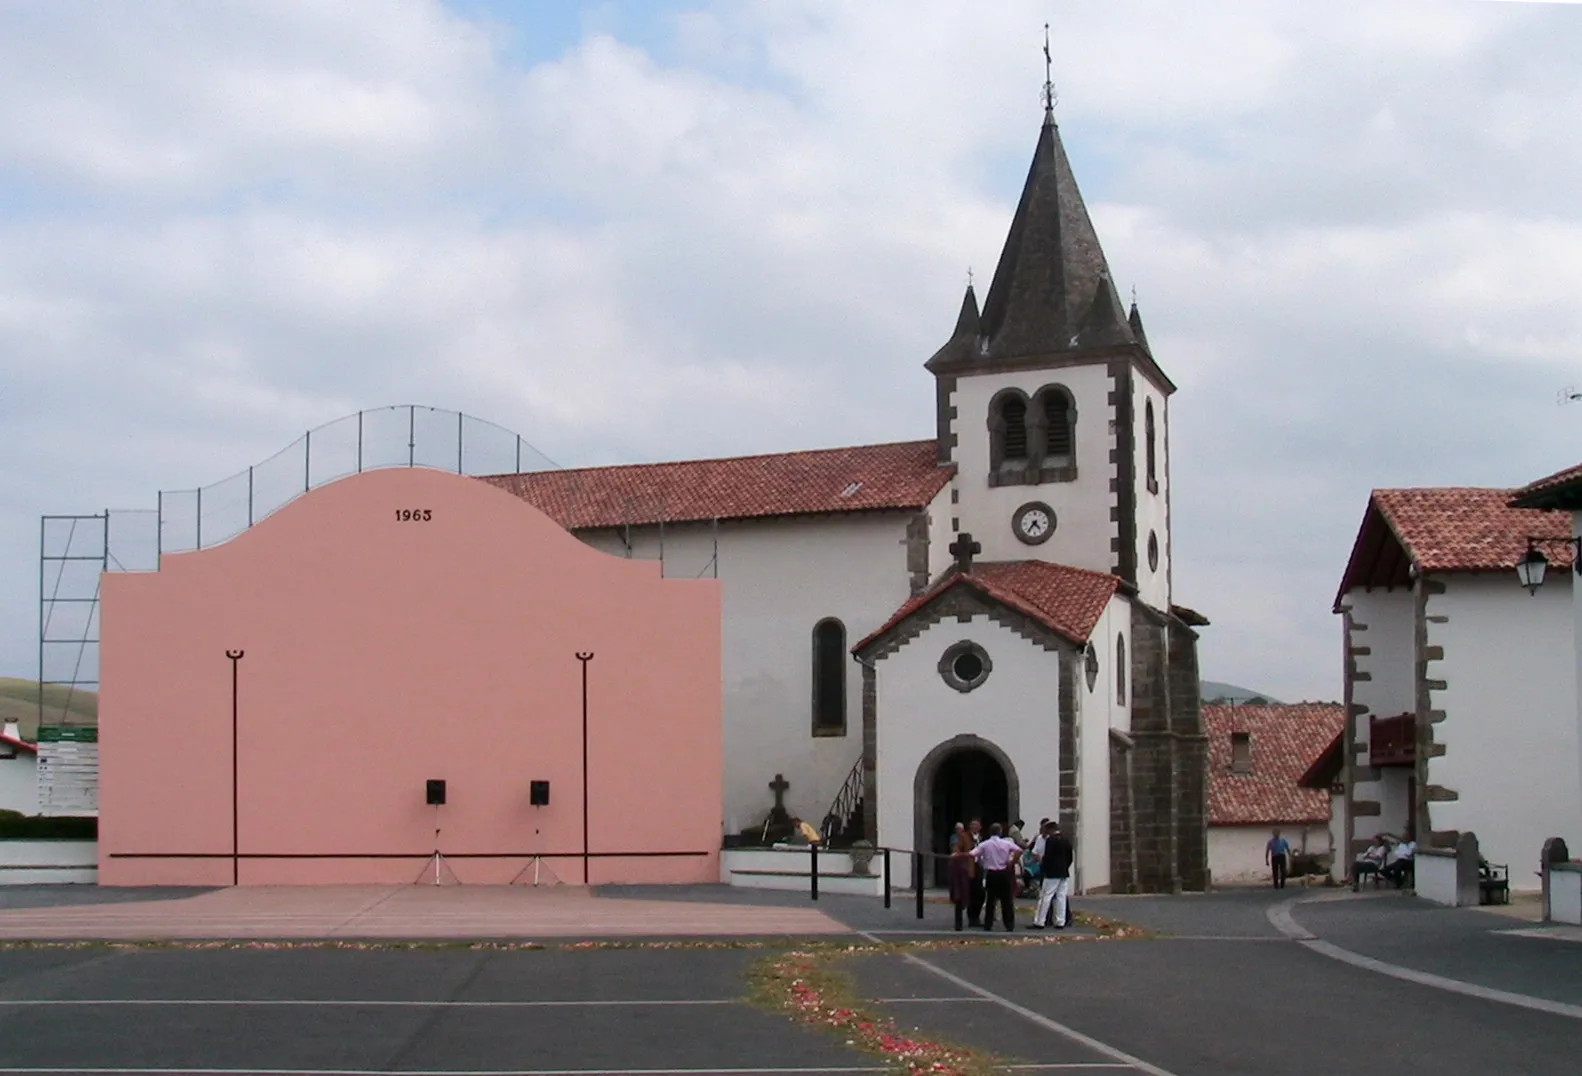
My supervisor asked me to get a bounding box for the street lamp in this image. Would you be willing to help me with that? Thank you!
[1516,536,1582,596]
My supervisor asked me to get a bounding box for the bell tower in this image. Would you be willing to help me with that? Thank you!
[925,101,1175,612]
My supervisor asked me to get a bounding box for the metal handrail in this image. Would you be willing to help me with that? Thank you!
[819,756,865,843]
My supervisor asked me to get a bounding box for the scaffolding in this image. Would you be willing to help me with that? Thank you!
[37,406,565,732]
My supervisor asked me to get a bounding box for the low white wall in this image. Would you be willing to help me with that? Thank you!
[0,840,96,885]
[1548,865,1582,926]
[720,847,888,897]
[0,756,40,816]
[1208,825,1328,885]
[1413,850,1464,907]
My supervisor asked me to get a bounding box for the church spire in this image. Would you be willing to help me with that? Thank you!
[952,282,981,338]
[972,100,1135,361]
[1128,296,1151,353]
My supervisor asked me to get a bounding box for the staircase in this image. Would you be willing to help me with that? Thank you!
[819,756,868,848]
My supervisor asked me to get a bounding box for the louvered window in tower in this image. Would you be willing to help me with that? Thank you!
[1002,397,1029,460]
[1044,391,1073,458]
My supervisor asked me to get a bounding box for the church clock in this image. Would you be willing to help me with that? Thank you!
[1012,502,1056,545]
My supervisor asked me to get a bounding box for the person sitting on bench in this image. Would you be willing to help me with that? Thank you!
[1352,836,1388,890]
[1381,834,1416,886]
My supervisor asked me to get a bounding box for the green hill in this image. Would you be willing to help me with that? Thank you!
[1201,680,1281,705]
[0,678,97,742]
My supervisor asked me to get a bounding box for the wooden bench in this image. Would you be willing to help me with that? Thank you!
[1479,862,1510,905]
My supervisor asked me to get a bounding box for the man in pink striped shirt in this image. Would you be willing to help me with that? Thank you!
[970,823,1023,931]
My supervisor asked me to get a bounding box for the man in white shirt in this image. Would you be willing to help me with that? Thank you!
[1033,820,1074,929]
[970,823,1023,931]
[1383,834,1416,887]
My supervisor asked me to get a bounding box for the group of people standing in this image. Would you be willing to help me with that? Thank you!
[945,818,1073,932]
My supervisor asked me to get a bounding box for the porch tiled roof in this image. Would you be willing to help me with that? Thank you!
[853,560,1121,653]
[1203,703,1345,826]
[481,441,952,530]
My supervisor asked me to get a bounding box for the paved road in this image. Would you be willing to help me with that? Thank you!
[0,885,1575,1074]
[1289,892,1582,1007]
[0,946,873,1075]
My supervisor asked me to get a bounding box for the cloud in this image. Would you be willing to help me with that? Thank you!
[3,0,1582,705]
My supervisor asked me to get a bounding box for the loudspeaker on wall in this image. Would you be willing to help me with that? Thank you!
[426,779,447,805]
[529,780,550,806]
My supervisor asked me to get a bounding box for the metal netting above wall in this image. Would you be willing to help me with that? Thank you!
[152,406,559,557]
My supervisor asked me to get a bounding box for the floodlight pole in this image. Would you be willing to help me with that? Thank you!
[577,652,594,885]
[225,649,245,886]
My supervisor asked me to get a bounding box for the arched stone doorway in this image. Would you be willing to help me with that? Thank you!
[912,735,1020,888]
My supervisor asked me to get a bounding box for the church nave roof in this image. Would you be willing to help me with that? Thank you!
[482,439,953,530]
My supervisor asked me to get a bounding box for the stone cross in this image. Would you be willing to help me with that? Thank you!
[768,773,791,824]
[949,533,981,572]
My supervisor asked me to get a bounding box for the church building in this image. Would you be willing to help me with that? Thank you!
[491,104,1210,894]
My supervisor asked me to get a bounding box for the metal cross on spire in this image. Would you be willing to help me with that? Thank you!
[1043,23,1057,116]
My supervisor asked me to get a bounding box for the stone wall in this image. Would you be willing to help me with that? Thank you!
[1124,603,1208,893]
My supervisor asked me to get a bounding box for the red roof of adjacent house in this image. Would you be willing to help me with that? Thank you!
[480,440,953,530]
[1510,461,1582,510]
[1203,703,1345,826]
[853,560,1122,653]
[1335,488,1571,608]
[1375,488,1568,572]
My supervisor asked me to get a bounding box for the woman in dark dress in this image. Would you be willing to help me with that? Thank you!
[947,827,976,931]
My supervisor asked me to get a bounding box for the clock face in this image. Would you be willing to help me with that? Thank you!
[1013,502,1056,545]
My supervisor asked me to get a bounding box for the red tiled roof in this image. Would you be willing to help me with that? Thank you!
[854,560,1121,653]
[1511,461,1582,510]
[1203,703,1345,826]
[1374,488,1571,573]
[481,441,953,530]
[1336,488,1571,608]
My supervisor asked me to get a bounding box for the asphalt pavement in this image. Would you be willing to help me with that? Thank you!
[0,883,1575,1075]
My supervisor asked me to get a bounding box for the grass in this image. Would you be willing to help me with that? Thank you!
[0,678,97,742]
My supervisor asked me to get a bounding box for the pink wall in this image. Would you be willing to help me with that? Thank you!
[99,468,722,885]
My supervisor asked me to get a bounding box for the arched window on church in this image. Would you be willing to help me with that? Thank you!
[1145,400,1157,493]
[1116,632,1127,706]
[1041,388,1074,459]
[812,618,847,736]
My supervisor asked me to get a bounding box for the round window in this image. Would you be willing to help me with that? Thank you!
[1148,531,1160,572]
[938,641,992,693]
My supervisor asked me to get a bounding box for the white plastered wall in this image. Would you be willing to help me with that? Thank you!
[873,617,1061,861]
[1073,595,1132,890]
[1427,573,1579,884]
[1132,374,1170,611]
[948,364,1115,570]
[925,486,954,584]
[1343,587,1416,844]
[1208,824,1329,884]
[579,513,915,834]
[0,753,39,816]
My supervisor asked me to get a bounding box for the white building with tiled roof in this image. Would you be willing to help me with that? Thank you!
[1336,482,1582,888]
[490,103,1212,895]
[1202,703,1344,884]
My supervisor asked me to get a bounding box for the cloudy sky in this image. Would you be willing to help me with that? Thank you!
[3,0,1581,703]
